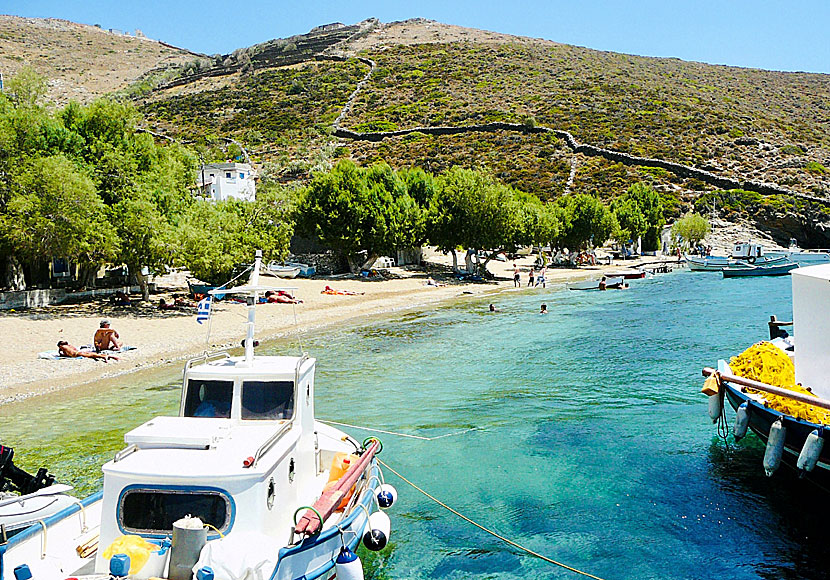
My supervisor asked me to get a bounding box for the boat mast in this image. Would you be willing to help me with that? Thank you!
[244,250,262,365]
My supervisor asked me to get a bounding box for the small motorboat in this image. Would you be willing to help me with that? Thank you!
[1,252,396,580]
[605,269,646,280]
[266,261,301,278]
[0,446,76,538]
[766,239,830,265]
[186,279,225,300]
[686,254,786,271]
[702,264,830,478]
[722,261,799,277]
[567,276,624,290]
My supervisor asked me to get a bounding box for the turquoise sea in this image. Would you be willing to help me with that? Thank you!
[6,269,830,580]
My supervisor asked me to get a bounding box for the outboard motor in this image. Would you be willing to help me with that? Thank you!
[0,445,55,495]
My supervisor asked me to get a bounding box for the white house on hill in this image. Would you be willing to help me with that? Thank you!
[196,163,256,202]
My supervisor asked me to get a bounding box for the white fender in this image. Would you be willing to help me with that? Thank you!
[797,429,825,473]
[377,484,397,509]
[362,511,391,551]
[708,394,723,423]
[335,546,363,580]
[763,417,787,476]
[734,402,750,440]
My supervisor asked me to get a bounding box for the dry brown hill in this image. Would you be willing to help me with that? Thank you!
[0,15,197,105]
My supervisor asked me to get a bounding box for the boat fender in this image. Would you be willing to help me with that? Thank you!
[377,484,398,509]
[763,418,787,476]
[708,392,723,423]
[797,429,825,473]
[13,564,32,580]
[734,402,750,440]
[109,554,131,578]
[362,511,391,551]
[335,546,364,580]
[195,566,214,580]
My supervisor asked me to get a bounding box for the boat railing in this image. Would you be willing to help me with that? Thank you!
[184,351,231,372]
[247,421,294,468]
[702,367,830,412]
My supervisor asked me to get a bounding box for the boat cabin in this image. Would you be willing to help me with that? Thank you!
[732,242,764,259]
[95,353,321,573]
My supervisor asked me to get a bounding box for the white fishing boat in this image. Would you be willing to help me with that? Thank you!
[686,254,785,271]
[566,276,624,290]
[1,251,396,580]
[702,264,830,477]
[766,239,830,265]
[266,262,301,279]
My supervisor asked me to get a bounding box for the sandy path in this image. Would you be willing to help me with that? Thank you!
[2,250,659,403]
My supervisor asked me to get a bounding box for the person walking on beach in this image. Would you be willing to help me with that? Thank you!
[513,263,521,287]
[528,268,535,287]
[535,266,547,288]
[94,319,122,352]
[58,341,119,362]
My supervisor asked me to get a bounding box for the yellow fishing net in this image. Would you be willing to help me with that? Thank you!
[729,341,830,424]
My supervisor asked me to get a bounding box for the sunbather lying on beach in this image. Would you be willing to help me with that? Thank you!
[426,277,447,287]
[264,290,303,304]
[57,341,119,362]
[158,297,196,310]
[321,285,364,296]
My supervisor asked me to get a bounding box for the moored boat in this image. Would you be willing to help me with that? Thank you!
[686,254,786,271]
[605,269,646,280]
[1,252,396,580]
[702,264,830,477]
[721,261,798,277]
[285,262,316,278]
[766,239,830,265]
[266,261,301,278]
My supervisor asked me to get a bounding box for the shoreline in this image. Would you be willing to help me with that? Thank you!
[3,251,665,405]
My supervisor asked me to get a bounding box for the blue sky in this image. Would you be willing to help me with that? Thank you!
[7,0,830,73]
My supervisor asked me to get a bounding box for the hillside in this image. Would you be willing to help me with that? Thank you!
[6,16,830,244]
[0,15,197,104]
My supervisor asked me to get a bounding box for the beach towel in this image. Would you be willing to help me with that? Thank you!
[38,345,137,360]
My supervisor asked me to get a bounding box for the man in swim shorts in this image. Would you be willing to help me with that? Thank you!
[94,319,122,352]
[58,341,119,361]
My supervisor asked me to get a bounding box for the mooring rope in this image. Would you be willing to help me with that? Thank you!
[320,420,477,441]
[378,459,609,580]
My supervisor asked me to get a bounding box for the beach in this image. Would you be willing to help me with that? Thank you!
[2,249,660,404]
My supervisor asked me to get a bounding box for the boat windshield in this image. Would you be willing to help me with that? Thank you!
[184,379,234,418]
[241,380,295,420]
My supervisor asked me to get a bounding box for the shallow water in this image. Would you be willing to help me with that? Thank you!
[6,269,829,579]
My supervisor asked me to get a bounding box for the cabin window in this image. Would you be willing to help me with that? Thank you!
[184,379,233,418]
[226,172,231,179]
[120,488,231,534]
[241,381,294,420]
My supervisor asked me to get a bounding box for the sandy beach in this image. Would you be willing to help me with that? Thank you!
[2,249,662,404]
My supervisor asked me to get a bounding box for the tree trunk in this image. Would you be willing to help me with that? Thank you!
[77,263,98,289]
[3,255,26,291]
[346,254,360,274]
[464,250,474,273]
[128,262,150,301]
[449,250,459,272]
[360,253,378,271]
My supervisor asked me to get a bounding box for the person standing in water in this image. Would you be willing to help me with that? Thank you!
[540,303,548,314]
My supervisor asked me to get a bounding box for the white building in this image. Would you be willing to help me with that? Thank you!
[196,163,257,202]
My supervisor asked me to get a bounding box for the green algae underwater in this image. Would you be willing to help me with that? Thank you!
[6,269,830,579]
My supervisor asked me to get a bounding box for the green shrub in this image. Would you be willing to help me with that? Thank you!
[805,161,827,174]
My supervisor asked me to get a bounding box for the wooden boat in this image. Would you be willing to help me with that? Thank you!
[686,254,786,271]
[1,252,396,580]
[285,261,316,278]
[722,261,798,277]
[266,261,301,278]
[567,276,624,290]
[702,264,830,477]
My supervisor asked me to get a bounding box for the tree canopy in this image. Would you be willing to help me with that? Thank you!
[671,213,711,249]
